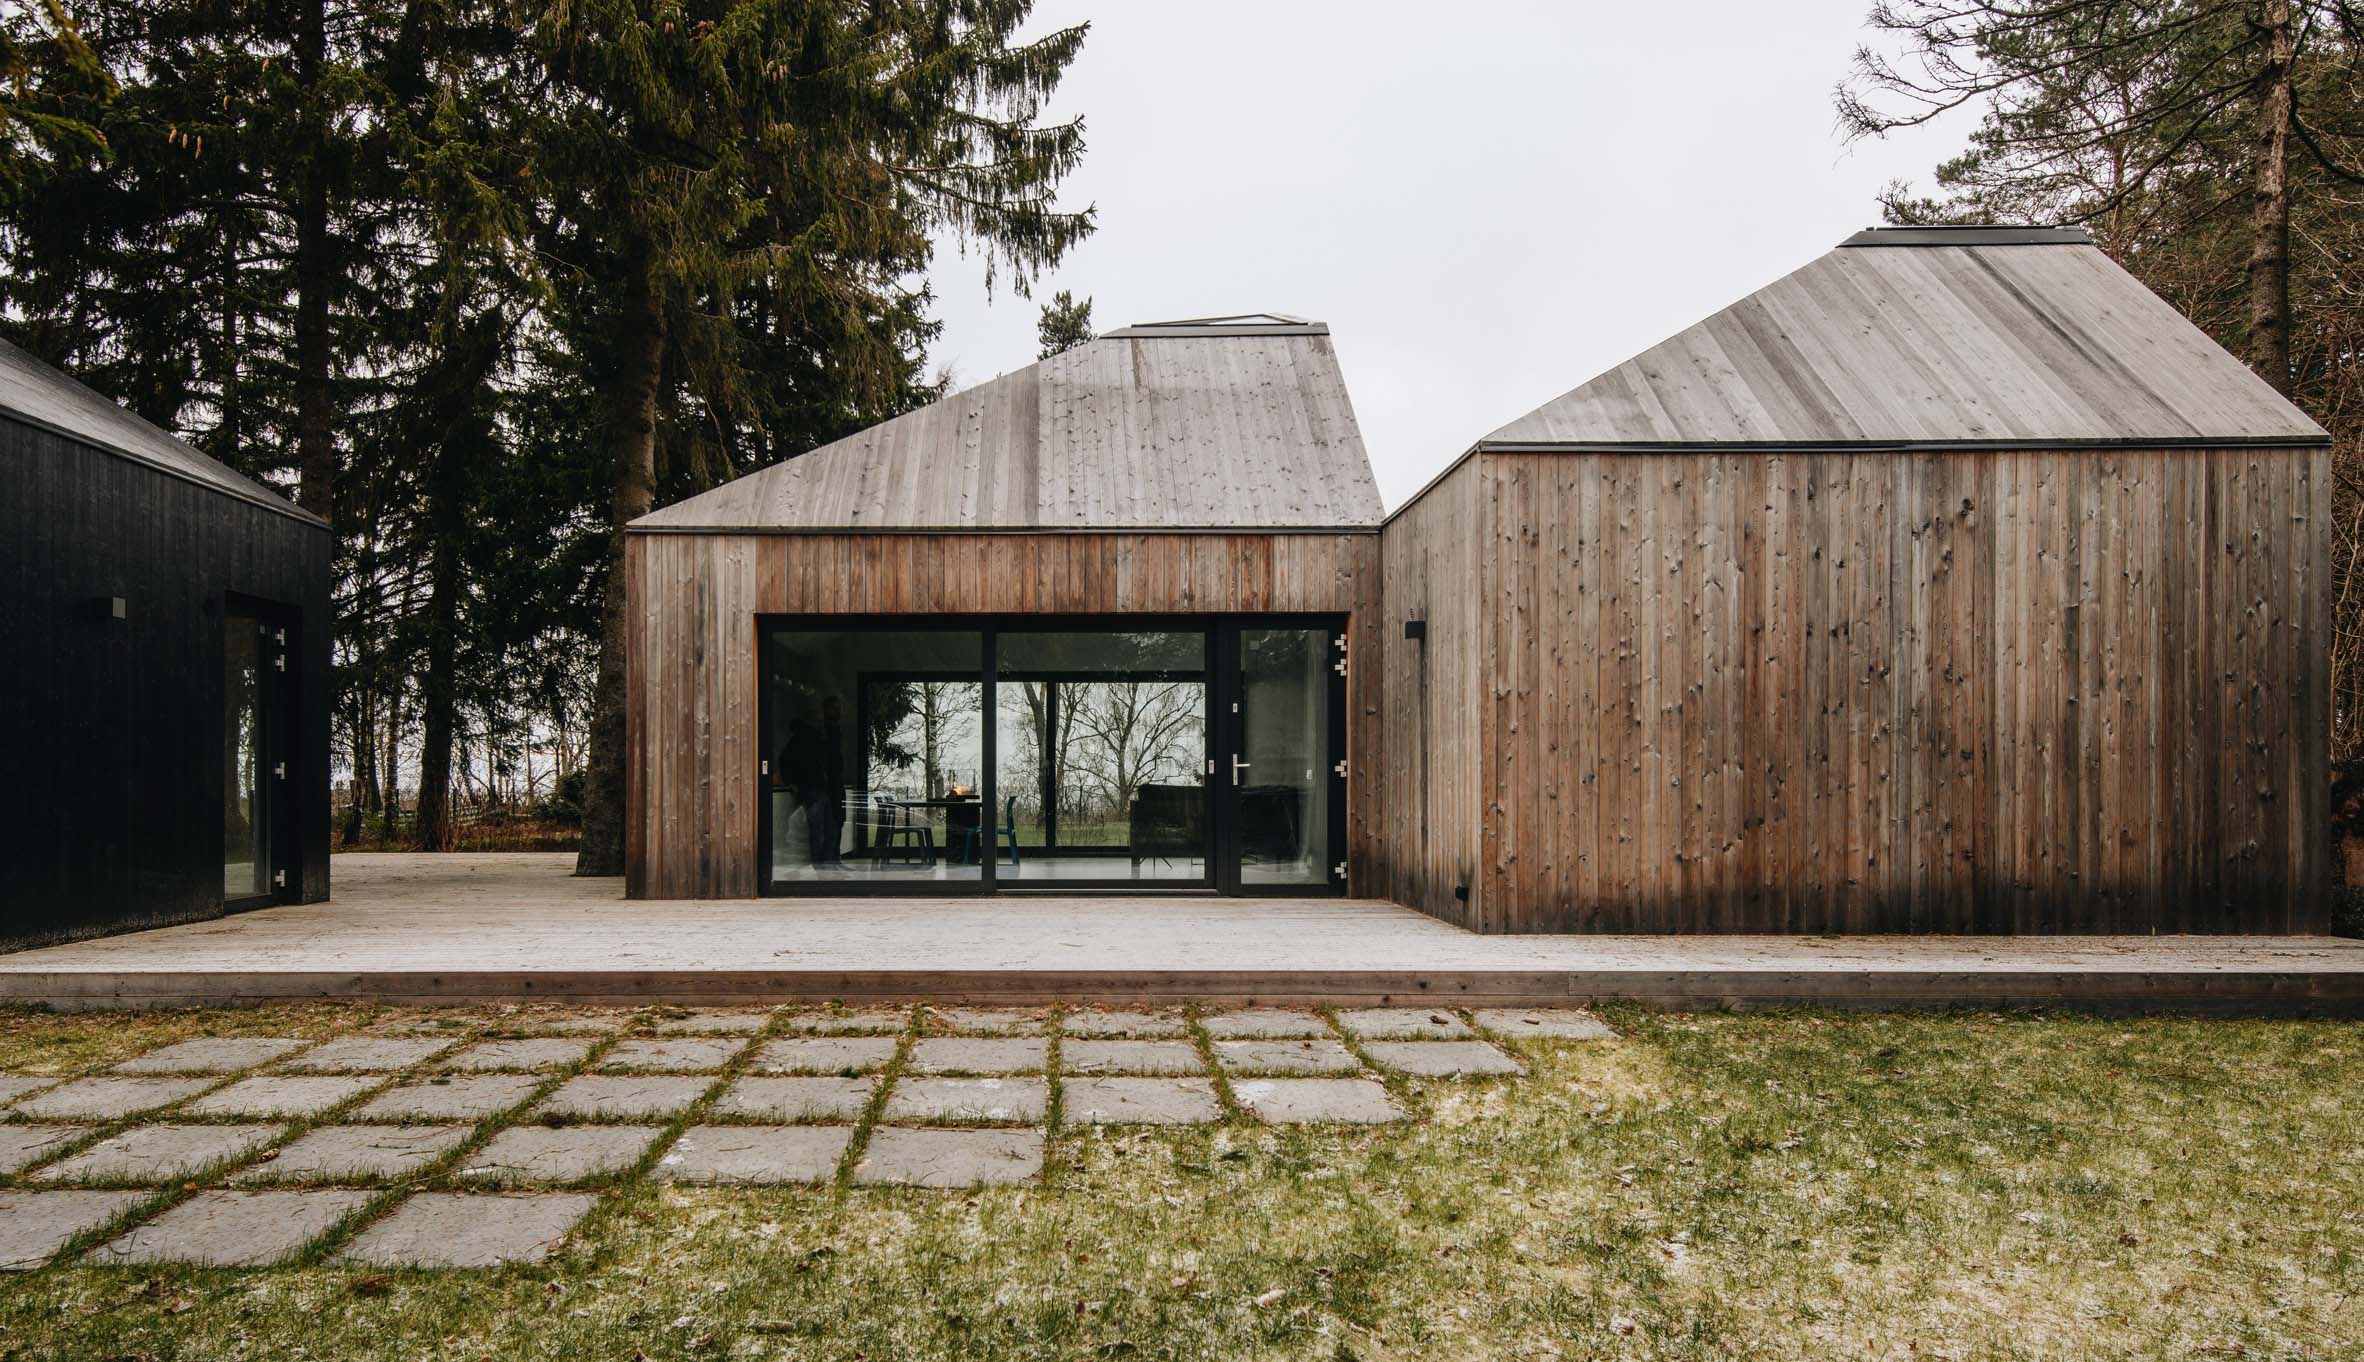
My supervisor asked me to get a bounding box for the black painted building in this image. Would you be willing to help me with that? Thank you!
[0,338,331,950]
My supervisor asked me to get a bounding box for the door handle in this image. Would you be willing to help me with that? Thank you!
[1231,754,1251,786]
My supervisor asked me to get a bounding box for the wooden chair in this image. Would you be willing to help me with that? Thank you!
[873,796,935,866]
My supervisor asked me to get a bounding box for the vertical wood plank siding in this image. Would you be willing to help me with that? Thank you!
[626,532,1380,899]
[1369,446,2328,935]
[1373,460,1483,925]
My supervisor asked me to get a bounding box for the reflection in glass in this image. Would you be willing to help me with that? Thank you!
[996,631,1207,883]
[223,614,268,900]
[1238,628,1331,885]
[764,630,985,883]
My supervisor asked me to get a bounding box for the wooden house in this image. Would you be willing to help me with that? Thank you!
[1376,226,2332,933]
[0,339,331,949]
[626,316,1384,899]
[629,229,2330,934]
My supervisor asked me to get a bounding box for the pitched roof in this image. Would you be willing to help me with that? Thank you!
[635,320,1382,532]
[0,337,326,527]
[1482,226,2327,450]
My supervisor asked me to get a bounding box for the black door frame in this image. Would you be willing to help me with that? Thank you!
[1210,620,1352,898]
[223,592,300,909]
[754,613,1346,897]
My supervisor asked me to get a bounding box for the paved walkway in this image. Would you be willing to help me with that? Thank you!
[0,1002,1585,1270]
[3,854,2358,1013]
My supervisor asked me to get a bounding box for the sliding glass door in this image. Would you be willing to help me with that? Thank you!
[758,617,1343,896]
[223,600,295,906]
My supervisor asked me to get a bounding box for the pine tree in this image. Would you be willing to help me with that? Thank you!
[529,0,1097,876]
[1036,288,1093,357]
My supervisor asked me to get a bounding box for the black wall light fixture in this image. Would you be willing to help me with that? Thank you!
[89,595,126,623]
[1404,619,1426,642]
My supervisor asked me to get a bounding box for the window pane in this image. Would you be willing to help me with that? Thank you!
[1238,628,1331,885]
[996,631,1206,883]
[223,614,268,900]
[764,629,985,884]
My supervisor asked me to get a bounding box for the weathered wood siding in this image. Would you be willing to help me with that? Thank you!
[1375,445,2329,935]
[1371,460,1484,926]
[627,531,1381,899]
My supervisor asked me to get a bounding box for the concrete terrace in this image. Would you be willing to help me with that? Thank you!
[1,854,2359,1013]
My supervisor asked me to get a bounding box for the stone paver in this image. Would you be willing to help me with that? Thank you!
[1059,1009,1187,1038]
[38,1124,280,1184]
[0,1075,59,1105]
[435,1038,594,1071]
[656,1125,851,1185]
[906,1038,1046,1075]
[183,1075,379,1118]
[91,1189,369,1267]
[714,1077,873,1122]
[1336,1008,1471,1040]
[1199,1009,1332,1040]
[1061,1040,1207,1076]
[0,1190,146,1271]
[460,1125,662,1185]
[337,1192,598,1268]
[1471,1007,1617,1040]
[652,1010,775,1035]
[1362,1040,1523,1077]
[355,1074,542,1121]
[881,1077,1047,1124]
[510,1011,631,1035]
[537,1075,710,1120]
[599,1038,744,1072]
[925,1006,1047,1035]
[282,1036,453,1072]
[10,1077,211,1120]
[1063,1078,1222,1126]
[747,1036,898,1075]
[1234,1079,1404,1125]
[778,1009,910,1035]
[113,1037,313,1074]
[236,1125,470,1183]
[1212,1039,1363,1075]
[854,1127,1043,1187]
[0,1126,82,1175]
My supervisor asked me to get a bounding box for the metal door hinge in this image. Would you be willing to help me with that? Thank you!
[272,869,287,888]
[1332,861,1347,880]
[1332,759,1348,778]
[273,762,286,780]
[273,653,286,671]
[274,628,285,644]
[1332,658,1346,675]
[761,760,770,776]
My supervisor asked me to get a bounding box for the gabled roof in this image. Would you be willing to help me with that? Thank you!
[636,319,1382,532]
[0,337,326,527]
[1482,225,2327,450]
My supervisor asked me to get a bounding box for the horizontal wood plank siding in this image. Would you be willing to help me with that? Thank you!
[1383,446,2326,934]
[628,531,1379,899]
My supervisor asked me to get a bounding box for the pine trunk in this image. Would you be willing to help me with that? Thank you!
[292,0,336,523]
[412,528,462,851]
[575,245,666,877]
[2247,0,2295,396]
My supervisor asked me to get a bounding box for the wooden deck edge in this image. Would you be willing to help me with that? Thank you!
[1,969,2359,1015]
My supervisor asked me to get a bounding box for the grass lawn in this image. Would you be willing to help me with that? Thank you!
[0,1004,2355,1361]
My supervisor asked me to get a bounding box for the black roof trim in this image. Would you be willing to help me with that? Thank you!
[1840,225,2095,248]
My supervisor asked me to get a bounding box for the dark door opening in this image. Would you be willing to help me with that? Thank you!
[223,598,298,907]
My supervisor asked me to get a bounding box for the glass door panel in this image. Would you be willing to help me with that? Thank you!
[762,628,986,888]
[223,613,270,901]
[1228,626,1343,890]
[995,630,1209,886]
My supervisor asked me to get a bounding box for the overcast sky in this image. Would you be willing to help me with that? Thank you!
[922,0,1969,509]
